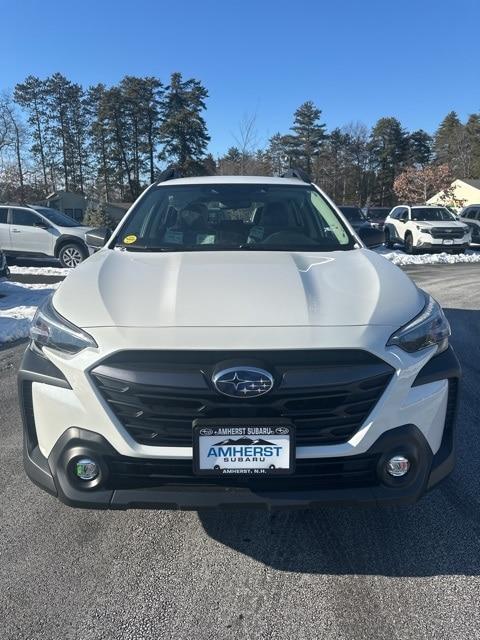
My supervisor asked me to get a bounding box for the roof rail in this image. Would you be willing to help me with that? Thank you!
[156,165,182,184]
[280,168,311,183]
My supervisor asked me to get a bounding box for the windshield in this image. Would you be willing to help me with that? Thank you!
[33,207,81,228]
[339,206,366,222]
[411,207,456,222]
[113,184,354,252]
[367,208,390,219]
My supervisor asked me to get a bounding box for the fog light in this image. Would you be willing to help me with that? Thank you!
[74,458,99,481]
[386,455,410,477]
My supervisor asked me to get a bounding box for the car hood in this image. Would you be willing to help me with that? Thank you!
[414,220,466,228]
[56,225,93,238]
[53,248,424,328]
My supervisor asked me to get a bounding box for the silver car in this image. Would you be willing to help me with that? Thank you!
[0,204,92,268]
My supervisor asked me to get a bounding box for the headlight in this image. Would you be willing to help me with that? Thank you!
[387,293,450,354]
[30,296,97,355]
[416,225,432,234]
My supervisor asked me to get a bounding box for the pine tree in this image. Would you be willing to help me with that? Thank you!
[284,101,326,178]
[13,76,50,192]
[370,117,408,206]
[434,111,465,174]
[160,72,210,175]
[83,201,115,228]
[265,134,289,176]
[407,130,433,166]
[86,84,116,201]
[217,147,242,174]
[465,114,480,178]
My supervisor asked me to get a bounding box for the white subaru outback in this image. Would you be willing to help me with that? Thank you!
[384,204,471,254]
[19,171,460,509]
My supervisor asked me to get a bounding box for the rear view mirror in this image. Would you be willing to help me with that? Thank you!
[86,227,112,248]
[358,226,385,248]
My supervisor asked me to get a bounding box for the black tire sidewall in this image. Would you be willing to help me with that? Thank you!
[384,228,393,248]
[405,233,415,254]
[59,243,87,268]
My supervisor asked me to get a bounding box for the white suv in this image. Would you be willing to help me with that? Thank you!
[19,173,460,509]
[458,204,480,243]
[384,205,471,254]
[0,204,92,267]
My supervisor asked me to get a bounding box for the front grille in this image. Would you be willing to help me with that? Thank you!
[430,227,464,239]
[106,453,380,491]
[91,350,394,447]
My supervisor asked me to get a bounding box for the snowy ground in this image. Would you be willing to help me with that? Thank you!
[375,246,480,266]
[9,264,70,276]
[0,279,60,344]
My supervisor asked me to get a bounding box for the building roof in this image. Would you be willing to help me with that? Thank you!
[459,178,480,190]
[158,175,306,187]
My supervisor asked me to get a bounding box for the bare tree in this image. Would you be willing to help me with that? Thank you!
[232,112,259,173]
[0,95,26,202]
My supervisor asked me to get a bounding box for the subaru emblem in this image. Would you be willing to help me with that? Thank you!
[212,367,274,398]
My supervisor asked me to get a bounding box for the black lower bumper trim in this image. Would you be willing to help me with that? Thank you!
[23,438,57,496]
[22,419,456,509]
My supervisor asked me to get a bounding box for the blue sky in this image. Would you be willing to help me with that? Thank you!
[0,0,478,155]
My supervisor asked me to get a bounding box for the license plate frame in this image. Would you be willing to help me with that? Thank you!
[192,418,295,476]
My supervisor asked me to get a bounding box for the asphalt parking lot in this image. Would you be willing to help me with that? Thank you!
[1,263,480,640]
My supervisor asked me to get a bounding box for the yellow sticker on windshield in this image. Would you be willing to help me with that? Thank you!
[123,234,137,245]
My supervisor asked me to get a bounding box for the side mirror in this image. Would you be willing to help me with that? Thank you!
[358,225,386,248]
[34,221,50,230]
[85,227,112,249]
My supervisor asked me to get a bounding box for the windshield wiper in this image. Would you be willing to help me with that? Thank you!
[237,244,348,252]
[121,245,196,252]
[120,244,352,253]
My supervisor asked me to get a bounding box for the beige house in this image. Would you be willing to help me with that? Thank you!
[427,179,480,210]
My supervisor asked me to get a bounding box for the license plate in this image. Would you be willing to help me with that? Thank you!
[443,239,454,245]
[193,419,295,476]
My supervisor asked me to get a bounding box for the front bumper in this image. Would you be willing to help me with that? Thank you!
[23,419,457,509]
[416,235,470,250]
[20,345,461,509]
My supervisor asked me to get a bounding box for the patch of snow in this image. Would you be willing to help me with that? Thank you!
[9,265,70,276]
[375,247,480,266]
[0,280,60,344]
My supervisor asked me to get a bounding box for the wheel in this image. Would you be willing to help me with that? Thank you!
[404,233,415,254]
[384,228,394,249]
[58,243,87,268]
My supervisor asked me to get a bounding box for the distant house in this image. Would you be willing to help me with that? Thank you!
[427,179,480,209]
[44,191,87,220]
[40,190,131,222]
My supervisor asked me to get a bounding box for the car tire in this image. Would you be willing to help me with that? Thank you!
[404,233,416,254]
[384,228,394,249]
[58,243,88,268]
